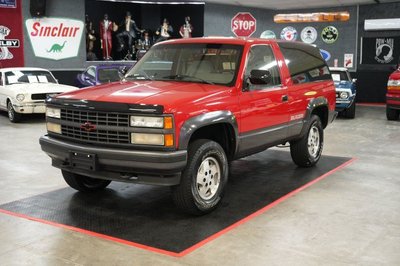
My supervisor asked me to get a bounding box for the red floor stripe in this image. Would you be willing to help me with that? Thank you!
[0,157,357,258]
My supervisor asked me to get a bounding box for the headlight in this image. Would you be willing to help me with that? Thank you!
[47,122,61,134]
[46,107,61,119]
[16,94,25,102]
[387,79,400,86]
[131,133,165,145]
[130,116,173,129]
[340,92,349,99]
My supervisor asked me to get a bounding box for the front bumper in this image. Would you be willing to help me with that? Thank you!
[39,135,187,186]
[13,102,46,114]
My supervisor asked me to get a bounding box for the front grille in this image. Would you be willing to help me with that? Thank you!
[31,93,47,100]
[61,125,130,144]
[61,109,129,127]
[60,109,130,144]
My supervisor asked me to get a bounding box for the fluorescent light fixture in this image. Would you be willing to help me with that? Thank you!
[364,18,400,31]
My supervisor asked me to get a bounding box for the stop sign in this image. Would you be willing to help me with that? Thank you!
[231,12,257,38]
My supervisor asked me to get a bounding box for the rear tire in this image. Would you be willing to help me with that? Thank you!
[386,106,399,121]
[172,139,228,215]
[290,115,324,167]
[7,101,21,123]
[343,101,356,119]
[62,170,111,192]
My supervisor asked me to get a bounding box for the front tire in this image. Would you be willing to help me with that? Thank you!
[7,101,21,123]
[62,170,111,192]
[386,106,399,121]
[172,139,228,215]
[290,115,324,167]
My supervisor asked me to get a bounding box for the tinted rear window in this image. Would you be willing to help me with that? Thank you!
[278,42,331,84]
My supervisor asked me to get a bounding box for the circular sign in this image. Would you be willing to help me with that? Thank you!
[321,26,339,44]
[280,26,298,41]
[231,12,257,38]
[260,30,276,39]
[301,26,317,44]
[320,49,331,61]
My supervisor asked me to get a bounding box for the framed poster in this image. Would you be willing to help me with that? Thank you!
[361,37,400,65]
[0,0,17,8]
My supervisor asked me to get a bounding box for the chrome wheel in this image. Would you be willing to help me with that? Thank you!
[196,157,221,200]
[307,125,320,158]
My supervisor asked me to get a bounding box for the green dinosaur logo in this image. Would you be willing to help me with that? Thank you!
[47,41,66,53]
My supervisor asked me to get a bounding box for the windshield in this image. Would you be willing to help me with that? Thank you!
[98,68,123,83]
[330,70,350,82]
[5,70,57,85]
[125,43,243,86]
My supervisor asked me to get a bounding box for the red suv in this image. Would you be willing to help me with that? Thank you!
[40,38,336,215]
[387,66,400,120]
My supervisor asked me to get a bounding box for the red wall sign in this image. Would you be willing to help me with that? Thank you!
[0,0,24,67]
[231,12,257,38]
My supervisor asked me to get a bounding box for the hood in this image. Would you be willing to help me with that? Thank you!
[56,80,230,113]
[15,83,78,94]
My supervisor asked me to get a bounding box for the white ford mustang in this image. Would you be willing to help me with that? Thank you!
[0,67,78,122]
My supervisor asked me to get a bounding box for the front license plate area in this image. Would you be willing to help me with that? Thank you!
[69,152,98,171]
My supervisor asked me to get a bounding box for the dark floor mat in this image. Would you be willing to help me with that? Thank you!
[0,150,352,255]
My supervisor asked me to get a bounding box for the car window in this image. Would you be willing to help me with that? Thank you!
[5,70,57,85]
[0,73,3,86]
[330,70,350,81]
[98,68,121,83]
[245,45,281,89]
[86,67,96,79]
[126,43,243,86]
[278,42,331,84]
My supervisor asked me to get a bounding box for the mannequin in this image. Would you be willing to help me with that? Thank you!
[99,13,113,60]
[116,11,143,54]
[155,18,173,43]
[179,16,193,38]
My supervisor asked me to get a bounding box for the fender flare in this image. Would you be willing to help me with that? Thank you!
[178,111,239,152]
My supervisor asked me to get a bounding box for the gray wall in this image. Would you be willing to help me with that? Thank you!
[204,4,358,71]
[22,0,86,70]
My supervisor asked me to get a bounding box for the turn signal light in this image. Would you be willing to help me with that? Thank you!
[164,134,174,147]
[164,117,173,129]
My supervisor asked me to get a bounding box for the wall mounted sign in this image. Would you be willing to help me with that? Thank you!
[300,26,317,44]
[280,26,297,41]
[361,37,400,65]
[231,12,257,38]
[321,26,339,44]
[344,53,353,68]
[0,25,20,60]
[0,0,16,8]
[260,30,276,39]
[274,11,350,23]
[25,18,84,60]
[320,49,331,62]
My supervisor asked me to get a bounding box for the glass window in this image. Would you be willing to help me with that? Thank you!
[5,70,57,85]
[330,70,350,81]
[98,68,122,83]
[0,73,3,86]
[279,42,331,84]
[125,43,243,86]
[245,45,281,89]
[86,67,96,79]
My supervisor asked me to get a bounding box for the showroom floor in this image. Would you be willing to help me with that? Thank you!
[0,105,399,265]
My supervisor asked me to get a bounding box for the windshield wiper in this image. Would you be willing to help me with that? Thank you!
[162,74,215,85]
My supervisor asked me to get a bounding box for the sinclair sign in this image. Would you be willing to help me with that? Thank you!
[25,18,84,60]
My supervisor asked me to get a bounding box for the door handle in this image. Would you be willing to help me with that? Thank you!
[282,95,288,102]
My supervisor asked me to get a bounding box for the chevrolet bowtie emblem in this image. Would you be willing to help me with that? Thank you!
[80,121,96,132]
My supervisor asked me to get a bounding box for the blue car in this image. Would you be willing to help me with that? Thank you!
[76,64,134,88]
[330,67,357,118]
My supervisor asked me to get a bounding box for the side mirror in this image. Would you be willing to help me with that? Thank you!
[249,69,271,85]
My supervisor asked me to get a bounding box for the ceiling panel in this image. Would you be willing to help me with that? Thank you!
[203,0,400,10]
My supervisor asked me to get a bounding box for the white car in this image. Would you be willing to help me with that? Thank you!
[0,67,78,122]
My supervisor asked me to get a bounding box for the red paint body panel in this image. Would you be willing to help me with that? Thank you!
[386,68,400,107]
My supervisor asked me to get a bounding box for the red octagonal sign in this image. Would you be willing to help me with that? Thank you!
[231,12,257,38]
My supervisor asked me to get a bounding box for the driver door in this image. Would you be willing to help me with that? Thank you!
[238,44,289,155]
